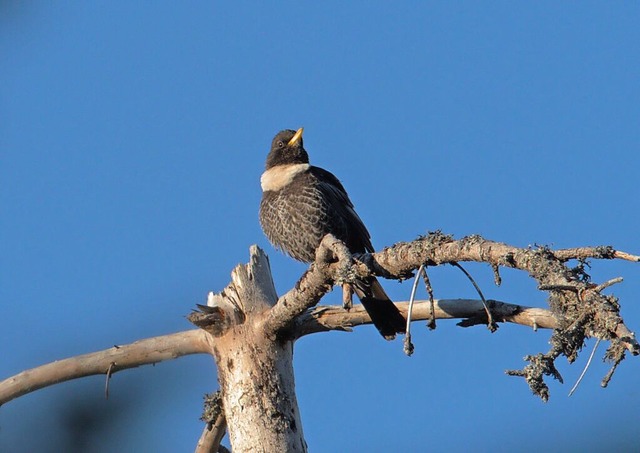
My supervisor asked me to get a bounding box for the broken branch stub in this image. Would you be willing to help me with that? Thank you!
[189,246,307,452]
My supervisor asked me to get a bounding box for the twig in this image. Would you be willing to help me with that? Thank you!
[568,339,601,397]
[538,284,579,292]
[403,264,423,356]
[450,262,497,332]
[613,250,640,262]
[420,266,437,330]
[196,413,227,453]
[551,247,640,262]
[491,263,502,286]
[105,362,115,399]
[595,277,623,292]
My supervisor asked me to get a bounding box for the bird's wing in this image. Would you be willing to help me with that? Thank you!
[309,166,374,253]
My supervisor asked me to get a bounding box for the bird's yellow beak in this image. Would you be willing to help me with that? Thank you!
[288,127,304,146]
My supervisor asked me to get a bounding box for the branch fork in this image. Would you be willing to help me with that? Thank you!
[1,233,638,452]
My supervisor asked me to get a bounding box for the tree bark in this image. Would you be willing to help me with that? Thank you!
[1,235,637,451]
[195,246,306,452]
[213,327,305,452]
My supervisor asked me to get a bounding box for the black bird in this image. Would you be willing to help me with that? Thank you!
[259,128,406,339]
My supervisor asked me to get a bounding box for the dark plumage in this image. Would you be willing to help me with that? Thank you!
[259,128,406,339]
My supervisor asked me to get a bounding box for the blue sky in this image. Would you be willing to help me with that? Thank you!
[1,2,639,452]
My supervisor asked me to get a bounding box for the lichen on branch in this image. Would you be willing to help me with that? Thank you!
[274,231,638,400]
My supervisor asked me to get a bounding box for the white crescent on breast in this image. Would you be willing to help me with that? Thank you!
[260,163,310,192]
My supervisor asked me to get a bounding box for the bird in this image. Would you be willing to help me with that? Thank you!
[259,127,406,339]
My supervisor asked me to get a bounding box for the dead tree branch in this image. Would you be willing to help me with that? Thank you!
[265,232,638,400]
[294,299,557,337]
[0,330,212,406]
[1,233,638,448]
[197,391,227,453]
[0,297,563,406]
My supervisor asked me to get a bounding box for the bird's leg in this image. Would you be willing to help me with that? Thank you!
[316,234,355,310]
[342,283,353,310]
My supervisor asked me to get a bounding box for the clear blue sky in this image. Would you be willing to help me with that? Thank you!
[2,3,639,452]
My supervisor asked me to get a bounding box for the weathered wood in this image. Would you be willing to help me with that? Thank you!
[213,327,305,452]
[1,236,637,448]
[0,330,211,405]
[204,246,306,452]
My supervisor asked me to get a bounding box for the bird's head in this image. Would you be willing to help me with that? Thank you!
[265,128,309,169]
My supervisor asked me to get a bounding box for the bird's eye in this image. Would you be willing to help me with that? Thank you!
[277,141,284,148]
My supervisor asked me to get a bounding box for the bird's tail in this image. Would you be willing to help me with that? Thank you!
[353,277,406,340]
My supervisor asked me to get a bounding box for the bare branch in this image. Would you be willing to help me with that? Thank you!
[197,391,227,453]
[402,264,425,356]
[196,413,227,453]
[568,338,601,397]
[1,297,559,406]
[263,235,346,337]
[614,250,640,262]
[294,299,558,337]
[450,262,497,332]
[550,246,640,262]
[0,330,211,406]
[259,232,638,401]
[595,277,624,292]
[3,235,637,410]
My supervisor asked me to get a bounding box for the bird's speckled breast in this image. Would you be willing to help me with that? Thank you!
[259,171,346,262]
